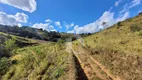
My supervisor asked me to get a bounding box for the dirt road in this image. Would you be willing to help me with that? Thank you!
[66,42,121,80]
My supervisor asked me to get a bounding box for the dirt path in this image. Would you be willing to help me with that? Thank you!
[79,46,121,80]
[67,42,121,80]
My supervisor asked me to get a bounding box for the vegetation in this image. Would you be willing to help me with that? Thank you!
[72,13,142,80]
[117,22,122,26]
[117,22,122,29]
[0,25,77,42]
[130,24,141,32]
[0,57,10,76]
[0,32,76,80]
[0,34,14,58]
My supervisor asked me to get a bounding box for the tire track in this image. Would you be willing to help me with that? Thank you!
[70,43,121,80]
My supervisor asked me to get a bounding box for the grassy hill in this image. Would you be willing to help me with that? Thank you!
[73,13,142,80]
[0,32,78,80]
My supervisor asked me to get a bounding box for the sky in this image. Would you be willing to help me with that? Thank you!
[0,0,142,34]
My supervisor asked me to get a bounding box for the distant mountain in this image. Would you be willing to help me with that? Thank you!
[0,25,75,42]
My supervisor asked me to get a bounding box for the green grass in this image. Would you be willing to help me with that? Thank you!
[1,43,71,80]
[0,32,74,80]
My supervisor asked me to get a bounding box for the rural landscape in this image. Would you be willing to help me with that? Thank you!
[0,0,142,80]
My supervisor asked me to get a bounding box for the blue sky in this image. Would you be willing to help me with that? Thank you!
[0,0,142,33]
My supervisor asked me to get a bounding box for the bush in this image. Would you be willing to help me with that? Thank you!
[117,22,122,26]
[130,24,142,32]
[5,39,17,51]
[88,33,91,35]
[135,31,142,36]
[139,31,142,36]
[58,39,65,44]
[139,12,142,15]
[71,37,76,41]
[4,39,17,56]
[0,45,10,58]
[117,22,122,29]
[0,34,8,44]
[0,38,17,57]
[0,57,10,75]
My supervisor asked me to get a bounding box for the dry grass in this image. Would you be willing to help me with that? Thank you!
[73,14,142,80]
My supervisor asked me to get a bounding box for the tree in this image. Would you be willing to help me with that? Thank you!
[88,33,91,35]
[117,22,122,26]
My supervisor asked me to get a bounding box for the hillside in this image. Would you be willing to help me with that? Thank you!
[0,25,77,42]
[0,32,78,80]
[72,13,142,80]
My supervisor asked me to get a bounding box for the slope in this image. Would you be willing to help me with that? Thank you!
[0,32,77,80]
[72,13,142,80]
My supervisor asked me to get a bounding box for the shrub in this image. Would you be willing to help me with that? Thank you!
[88,33,91,35]
[117,22,122,29]
[0,34,8,44]
[139,32,142,36]
[130,24,142,32]
[139,12,142,15]
[5,39,17,51]
[0,45,10,58]
[71,37,76,41]
[0,57,10,75]
[135,31,142,36]
[118,22,122,26]
[58,39,65,44]
[4,39,17,56]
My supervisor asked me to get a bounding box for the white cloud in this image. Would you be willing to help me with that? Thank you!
[71,11,115,34]
[129,0,141,8]
[115,0,122,7]
[98,11,115,27]
[73,23,99,34]
[116,12,130,22]
[51,29,57,32]
[54,21,62,28]
[15,12,28,23]
[71,23,74,26]
[32,23,56,31]
[0,0,37,13]
[0,12,28,26]
[67,30,74,33]
[69,10,130,34]
[68,0,140,34]
[119,4,129,13]
[32,19,57,31]
[64,22,74,30]
[120,0,141,14]
[45,19,52,23]
[17,23,22,27]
